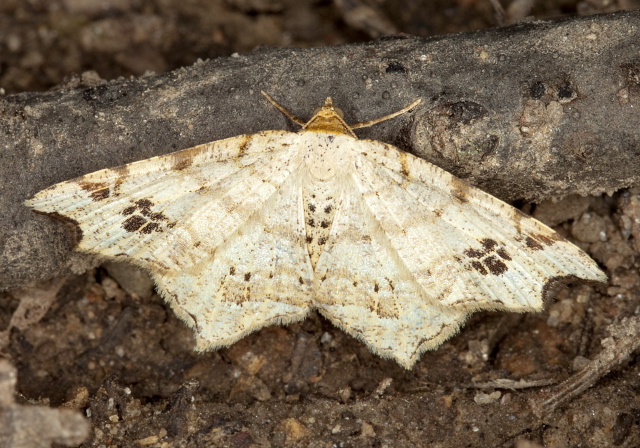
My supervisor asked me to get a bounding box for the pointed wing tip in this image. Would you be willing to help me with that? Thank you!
[540,267,607,303]
[23,190,57,212]
[565,260,608,284]
[586,272,608,286]
[396,358,418,370]
[387,335,455,370]
[362,321,465,370]
[592,268,609,284]
[23,196,37,208]
[24,201,50,214]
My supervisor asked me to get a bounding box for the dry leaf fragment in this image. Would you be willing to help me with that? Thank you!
[0,360,90,448]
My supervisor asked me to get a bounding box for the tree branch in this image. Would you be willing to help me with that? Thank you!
[2,10,639,289]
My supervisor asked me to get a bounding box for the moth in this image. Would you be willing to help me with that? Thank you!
[26,92,606,368]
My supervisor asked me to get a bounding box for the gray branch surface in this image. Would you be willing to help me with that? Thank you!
[1,10,639,290]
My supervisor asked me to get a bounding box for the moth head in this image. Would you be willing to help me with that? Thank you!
[260,91,421,138]
[312,98,345,119]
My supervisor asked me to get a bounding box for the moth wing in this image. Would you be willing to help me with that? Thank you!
[313,175,467,369]
[25,131,303,274]
[156,171,315,349]
[348,140,606,313]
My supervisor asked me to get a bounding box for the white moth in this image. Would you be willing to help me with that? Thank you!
[25,92,606,369]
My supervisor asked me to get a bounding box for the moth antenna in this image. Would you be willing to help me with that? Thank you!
[261,91,306,126]
[350,99,422,129]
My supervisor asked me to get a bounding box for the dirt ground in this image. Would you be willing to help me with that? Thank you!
[2,1,640,447]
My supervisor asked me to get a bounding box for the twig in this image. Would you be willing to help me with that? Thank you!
[530,316,640,417]
[471,378,556,391]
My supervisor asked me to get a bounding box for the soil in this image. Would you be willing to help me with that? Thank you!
[2,1,640,447]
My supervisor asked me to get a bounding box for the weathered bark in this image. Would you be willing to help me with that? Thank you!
[1,10,639,289]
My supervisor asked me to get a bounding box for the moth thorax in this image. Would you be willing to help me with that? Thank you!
[306,138,346,180]
[312,105,345,118]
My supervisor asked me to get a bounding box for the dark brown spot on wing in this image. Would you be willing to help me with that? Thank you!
[449,177,470,203]
[386,277,395,291]
[141,209,166,221]
[244,272,251,281]
[534,233,558,245]
[90,188,110,201]
[122,215,146,232]
[140,222,161,234]
[525,236,544,250]
[399,151,410,177]
[136,199,153,208]
[78,181,111,201]
[471,260,488,275]
[481,238,497,251]
[172,157,193,171]
[464,248,485,258]
[496,248,512,260]
[119,198,171,233]
[134,199,166,221]
[484,256,508,275]
[111,164,131,179]
[230,266,236,275]
[451,189,469,203]
[237,135,252,156]
[78,181,108,192]
[464,238,512,276]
